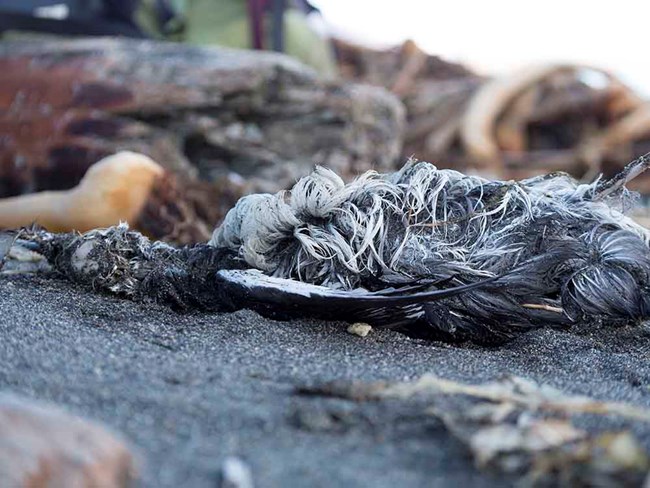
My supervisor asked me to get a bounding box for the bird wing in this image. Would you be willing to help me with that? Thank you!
[214,268,500,326]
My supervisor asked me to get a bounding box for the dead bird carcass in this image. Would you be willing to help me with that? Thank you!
[9,155,650,344]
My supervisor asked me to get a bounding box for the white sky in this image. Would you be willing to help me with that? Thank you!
[312,0,650,96]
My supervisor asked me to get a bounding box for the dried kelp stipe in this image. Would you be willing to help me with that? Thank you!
[0,151,243,246]
[7,154,650,343]
[133,170,244,245]
[297,375,650,487]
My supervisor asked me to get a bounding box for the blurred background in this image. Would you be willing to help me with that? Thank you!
[2,0,650,242]
[315,0,650,96]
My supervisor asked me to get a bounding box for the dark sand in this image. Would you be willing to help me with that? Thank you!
[2,274,650,487]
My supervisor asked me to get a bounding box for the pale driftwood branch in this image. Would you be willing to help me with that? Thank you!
[460,64,577,164]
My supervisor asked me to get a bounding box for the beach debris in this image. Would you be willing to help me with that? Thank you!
[419,377,650,486]
[290,403,362,434]
[0,232,13,272]
[297,374,650,486]
[0,151,238,244]
[335,39,650,193]
[5,153,650,343]
[334,38,474,90]
[377,374,650,422]
[0,37,404,201]
[347,323,372,338]
[219,456,254,488]
[0,238,49,275]
[295,381,388,403]
[0,392,136,487]
[0,151,163,233]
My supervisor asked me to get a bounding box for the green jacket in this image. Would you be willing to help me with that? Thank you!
[137,0,338,77]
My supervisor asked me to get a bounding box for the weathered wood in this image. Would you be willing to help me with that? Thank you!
[335,39,650,193]
[0,393,136,487]
[0,38,405,197]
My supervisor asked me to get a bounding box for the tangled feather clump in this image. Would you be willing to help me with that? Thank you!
[211,157,650,341]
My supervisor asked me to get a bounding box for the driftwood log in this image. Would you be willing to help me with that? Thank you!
[0,38,404,242]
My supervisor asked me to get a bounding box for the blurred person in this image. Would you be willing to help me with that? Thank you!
[0,0,337,76]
